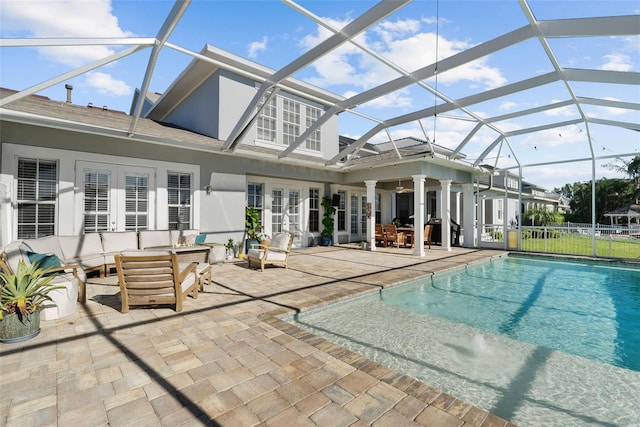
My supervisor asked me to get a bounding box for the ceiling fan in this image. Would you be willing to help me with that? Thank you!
[395,179,414,193]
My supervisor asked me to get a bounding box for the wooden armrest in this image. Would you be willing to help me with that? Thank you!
[180,262,198,281]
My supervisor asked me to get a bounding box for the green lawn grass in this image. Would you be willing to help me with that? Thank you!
[519,234,640,259]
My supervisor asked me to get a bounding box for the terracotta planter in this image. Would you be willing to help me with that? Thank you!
[0,311,41,344]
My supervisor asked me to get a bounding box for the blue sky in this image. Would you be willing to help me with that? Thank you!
[1,0,639,190]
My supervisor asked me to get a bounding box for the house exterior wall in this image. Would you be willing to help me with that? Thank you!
[0,119,345,248]
[162,75,221,139]
[163,69,340,161]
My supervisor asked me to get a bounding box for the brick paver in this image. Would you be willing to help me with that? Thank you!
[0,246,515,426]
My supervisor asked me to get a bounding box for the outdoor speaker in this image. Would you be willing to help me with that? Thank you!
[332,194,340,206]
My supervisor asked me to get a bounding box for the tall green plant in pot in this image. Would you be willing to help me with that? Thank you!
[320,196,336,246]
[245,206,262,254]
[0,261,64,343]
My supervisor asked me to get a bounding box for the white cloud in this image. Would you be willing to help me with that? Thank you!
[499,101,517,111]
[83,72,131,97]
[1,0,133,67]
[601,53,632,72]
[299,16,507,107]
[544,100,577,117]
[519,125,586,149]
[248,36,268,59]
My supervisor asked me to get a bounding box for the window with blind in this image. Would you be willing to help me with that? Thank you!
[17,158,57,239]
[168,172,191,230]
[83,169,111,233]
[125,174,149,231]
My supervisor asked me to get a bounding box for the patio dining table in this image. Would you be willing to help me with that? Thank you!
[397,227,414,248]
[147,244,211,263]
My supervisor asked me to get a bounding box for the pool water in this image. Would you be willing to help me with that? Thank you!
[289,255,640,426]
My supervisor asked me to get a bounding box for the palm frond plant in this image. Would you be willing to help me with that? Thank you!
[0,260,64,321]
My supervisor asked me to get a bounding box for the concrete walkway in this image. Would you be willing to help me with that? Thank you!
[1,246,515,426]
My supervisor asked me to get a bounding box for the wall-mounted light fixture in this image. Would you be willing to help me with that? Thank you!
[204,184,213,195]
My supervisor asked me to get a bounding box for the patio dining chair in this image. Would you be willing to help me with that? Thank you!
[424,224,434,249]
[375,224,386,247]
[115,250,198,313]
[247,232,293,272]
[383,224,406,248]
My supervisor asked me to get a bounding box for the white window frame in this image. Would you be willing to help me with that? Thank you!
[168,172,192,230]
[16,157,58,239]
[305,105,321,151]
[257,96,277,143]
[282,98,300,146]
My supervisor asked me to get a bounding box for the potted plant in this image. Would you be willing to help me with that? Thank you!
[237,241,245,259]
[225,238,235,260]
[245,206,261,254]
[0,261,64,343]
[320,195,336,246]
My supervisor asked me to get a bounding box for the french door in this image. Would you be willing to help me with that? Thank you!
[350,193,367,241]
[77,162,155,233]
[271,186,302,247]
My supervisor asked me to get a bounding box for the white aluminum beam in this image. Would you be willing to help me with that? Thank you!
[0,37,155,47]
[128,0,191,136]
[0,44,147,107]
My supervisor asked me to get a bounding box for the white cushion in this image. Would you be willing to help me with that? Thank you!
[101,232,139,254]
[63,254,104,269]
[22,236,65,260]
[40,276,78,320]
[270,232,290,250]
[180,274,196,292]
[247,249,263,259]
[138,230,171,249]
[170,229,199,246]
[58,234,103,258]
[2,242,25,272]
[266,252,287,262]
[120,249,172,257]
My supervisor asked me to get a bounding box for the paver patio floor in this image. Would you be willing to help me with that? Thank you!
[1,245,515,426]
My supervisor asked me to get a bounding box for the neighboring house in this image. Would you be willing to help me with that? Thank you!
[477,167,567,228]
[1,45,498,251]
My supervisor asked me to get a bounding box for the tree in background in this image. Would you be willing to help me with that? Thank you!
[604,155,640,203]
[559,178,633,223]
[523,207,563,226]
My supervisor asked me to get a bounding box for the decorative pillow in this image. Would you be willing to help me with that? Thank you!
[195,234,206,244]
[177,234,197,247]
[26,251,62,276]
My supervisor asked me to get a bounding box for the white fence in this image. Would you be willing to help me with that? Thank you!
[479,223,640,260]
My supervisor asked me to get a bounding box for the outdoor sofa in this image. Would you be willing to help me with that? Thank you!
[0,229,226,319]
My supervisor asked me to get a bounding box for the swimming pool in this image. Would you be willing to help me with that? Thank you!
[289,254,640,426]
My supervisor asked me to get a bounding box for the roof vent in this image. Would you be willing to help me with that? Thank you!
[87,102,93,108]
[64,84,73,104]
[102,105,107,111]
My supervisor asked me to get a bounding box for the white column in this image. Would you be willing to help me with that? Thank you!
[462,183,475,248]
[453,191,461,224]
[440,180,452,251]
[365,180,377,251]
[412,174,426,256]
